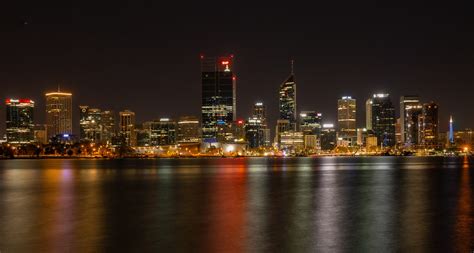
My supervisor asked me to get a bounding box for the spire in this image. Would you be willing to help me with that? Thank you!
[449,115,453,123]
[58,83,61,92]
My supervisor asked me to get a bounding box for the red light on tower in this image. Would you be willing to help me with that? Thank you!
[221,61,229,65]
[5,99,11,104]
[200,54,204,59]
[232,76,236,81]
[19,99,31,103]
[237,120,244,125]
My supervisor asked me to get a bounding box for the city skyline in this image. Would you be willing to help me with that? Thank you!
[1,4,473,135]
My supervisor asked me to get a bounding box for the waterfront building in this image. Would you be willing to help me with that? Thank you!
[400,96,422,146]
[300,111,322,136]
[419,102,439,148]
[101,110,115,144]
[245,117,265,149]
[371,94,396,147]
[365,98,373,130]
[136,123,151,147]
[119,110,136,146]
[453,129,474,148]
[320,123,337,151]
[5,98,35,144]
[201,55,236,142]
[279,61,297,130]
[79,106,102,143]
[337,96,356,139]
[150,118,177,146]
[45,89,72,138]
[177,116,200,143]
[279,131,304,151]
[275,119,291,146]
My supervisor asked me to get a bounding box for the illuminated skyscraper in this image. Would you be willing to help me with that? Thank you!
[365,98,373,130]
[100,110,116,144]
[400,96,422,146]
[177,116,201,143]
[248,102,270,147]
[337,96,356,139]
[201,55,236,142]
[419,102,439,148]
[79,106,102,143]
[119,110,136,146]
[279,61,297,130]
[5,99,35,144]
[150,118,177,146]
[299,111,322,136]
[371,94,396,147]
[45,89,72,138]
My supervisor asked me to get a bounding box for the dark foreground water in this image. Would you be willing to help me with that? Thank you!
[0,157,473,252]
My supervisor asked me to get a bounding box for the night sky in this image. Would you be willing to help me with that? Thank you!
[1,2,473,135]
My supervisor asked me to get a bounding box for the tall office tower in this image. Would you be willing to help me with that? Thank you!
[119,110,136,146]
[251,102,270,147]
[400,96,422,146]
[449,115,454,144]
[101,110,115,144]
[150,118,177,146]
[79,106,102,143]
[299,111,323,136]
[177,116,200,143]
[5,99,35,144]
[201,55,236,142]
[337,96,356,138]
[245,117,265,149]
[365,98,373,130]
[45,89,72,138]
[371,94,396,147]
[279,61,297,130]
[419,102,439,148]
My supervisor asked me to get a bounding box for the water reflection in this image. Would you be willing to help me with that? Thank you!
[0,157,473,252]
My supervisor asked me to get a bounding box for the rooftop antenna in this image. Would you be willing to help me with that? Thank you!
[58,83,61,92]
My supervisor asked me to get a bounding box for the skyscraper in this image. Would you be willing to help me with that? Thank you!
[5,99,35,144]
[245,117,265,149]
[79,106,102,143]
[177,116,200,143]
[365,98,373,130]
[400,96,422,146]
[371,94,396,147]
[100,110,116,144]
[279,61,297,130]
[419,102,439,148]
[119,110,136,146]
[337,96,356,139]
[299,111,322,136]
[201,55,236,142]
[45,90,72,138]
[150,118,177,146]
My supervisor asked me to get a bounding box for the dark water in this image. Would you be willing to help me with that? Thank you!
[0,157,473,252]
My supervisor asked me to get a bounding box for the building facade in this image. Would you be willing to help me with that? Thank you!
[419,102,439,148]
[400,96,422,146]
[150,118,177,146]
[201,55,236,142]
[5,99,35,144]
[337,96,356,139]
[177,116,200,143]
[371,94,396,147]
[279,62,297,131]
[119,110,136,146]
[45,91,72,138]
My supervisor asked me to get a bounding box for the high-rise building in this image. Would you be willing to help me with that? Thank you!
[119,110,136,146]
[299,111,322,136]
[79,106,102,143]
[45,90,72,138]
[245,117,265,149]
[5,99,35,144]
[201,55,236,142]
[320,123,337,151]
[275,119,291,146]
[279,61,297,130]
[371,94,396,147]
[177,116,200,143]
[101,110,115,144]
[419,102,439,148]
[253,102,266,123]
[150,118,177,146]
[400,96,422,146]
[337,96,356,139]
[365,98,373,130]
